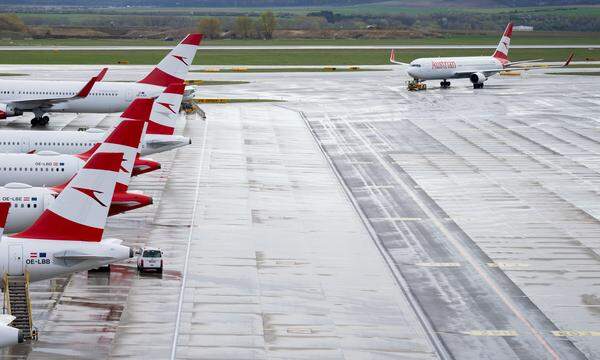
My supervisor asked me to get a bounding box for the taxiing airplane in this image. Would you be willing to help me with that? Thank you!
[0,34,201,126]
[0,151,133,283]
[0,314,23,348]
[0,83,188,157]
[0,100,160,188]
[390,23,573,89]
[0,119,152,233]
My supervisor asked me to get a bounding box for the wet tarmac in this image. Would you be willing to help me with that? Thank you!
[0,65,599,359]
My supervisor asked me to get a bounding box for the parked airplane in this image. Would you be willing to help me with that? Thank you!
[0,120,152,233]
[0,83,188,157]
[0,103,160,187]
[390,23,573,89]
[0,34,201,126]
[0,152,133,282]
[0,314,23,348]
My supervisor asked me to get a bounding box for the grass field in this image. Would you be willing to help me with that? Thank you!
[0,48,590,65]
[15,4,600,17]
[548,71,600,76]
[3,32,600,47]
[191,67,384,73]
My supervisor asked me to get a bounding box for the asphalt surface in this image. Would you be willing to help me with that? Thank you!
[0,65,599,359]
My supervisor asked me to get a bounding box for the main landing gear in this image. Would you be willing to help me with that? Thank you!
[440,80,451,89]
[30,110,50,127]
[473,83,484,89]
[31,116,49,127]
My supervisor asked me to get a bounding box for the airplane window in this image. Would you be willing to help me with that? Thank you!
[27,204,30,208]
[20,204,24,208]
[34,204,37,208]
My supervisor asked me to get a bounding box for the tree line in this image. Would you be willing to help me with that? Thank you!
[199,11,276,39]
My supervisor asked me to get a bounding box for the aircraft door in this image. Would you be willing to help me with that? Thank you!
[126,89,134,103]
[8,244,23,276]
[44,193,55,211]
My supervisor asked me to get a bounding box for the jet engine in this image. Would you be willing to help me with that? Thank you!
[469,72,487,85]
[0,104,23,119]
[0,323,23,347]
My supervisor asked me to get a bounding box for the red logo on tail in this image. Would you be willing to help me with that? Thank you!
[73,187,107,207]
[172,55,189,66]
[158,102,176,114]
[119,158,129,174]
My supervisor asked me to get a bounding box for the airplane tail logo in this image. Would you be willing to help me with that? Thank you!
[493,22,513,63]
[12,152,123,242]
[147,83,185,135]
[138,34,202,88]
[73,187,107,207]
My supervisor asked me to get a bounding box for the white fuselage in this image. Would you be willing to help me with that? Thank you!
[0,80,163,114]
[0,128,189,156]
[0,184,54,233]
[0,153,81,187]
[407,56,504,80]
[1,236,131,282]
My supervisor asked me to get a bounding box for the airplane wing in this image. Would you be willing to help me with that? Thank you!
[389,49,410,65]
[505,59,544,66]
[506,52,574,70]
[452,53,574,78]
[1,68,106,110]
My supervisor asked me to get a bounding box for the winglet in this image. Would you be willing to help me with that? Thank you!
[563,52,574,67]
[0,202,9,238]
[96,67,108,81]
[389,49,408,65]
[75,76,98,98]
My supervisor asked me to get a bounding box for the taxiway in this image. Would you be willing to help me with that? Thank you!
[0,64,599,359]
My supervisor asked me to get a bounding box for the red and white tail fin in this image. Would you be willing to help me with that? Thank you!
[13,152,123,242]
[147,83,185,135]
[0,202,9,238]
[137,34,202,88]
[77,120,146,193]
[493,22,513,63]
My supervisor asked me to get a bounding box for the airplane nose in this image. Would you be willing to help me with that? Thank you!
[407,68,416,78]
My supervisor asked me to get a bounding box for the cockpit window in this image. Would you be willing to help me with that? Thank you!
[411,64,422,68]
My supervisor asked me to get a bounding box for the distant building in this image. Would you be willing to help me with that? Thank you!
[514,25,534,32]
